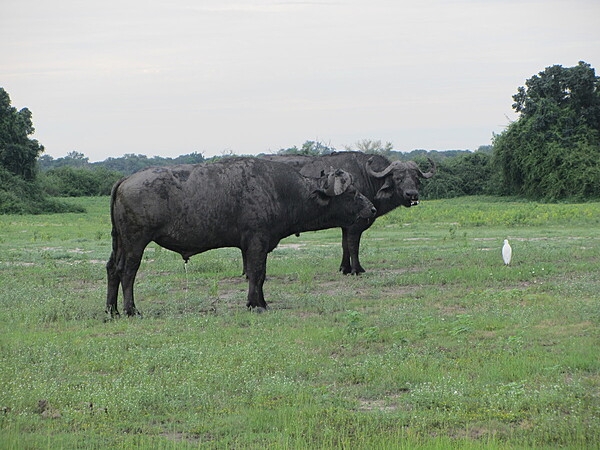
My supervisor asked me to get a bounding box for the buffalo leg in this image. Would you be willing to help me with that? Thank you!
[106,252,121,317]
[348,231,365,274]
[340,228,352,274]
[121,249,145,317]
[340,228,366,275]
[244,239,269,310]
[241,250,248,277]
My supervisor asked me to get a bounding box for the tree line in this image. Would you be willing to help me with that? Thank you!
[35,144,493,201]
[1,61,599,214]
[37,151,207,197]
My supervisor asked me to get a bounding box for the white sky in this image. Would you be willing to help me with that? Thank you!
[2,0,599,162]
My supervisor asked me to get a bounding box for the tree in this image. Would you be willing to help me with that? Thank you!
[277,140,336,156]
[172,152,205,165]
[0,88,83,213]
[493,61,600,200]
[511,61,600,130]
[0,88,45,180]
[420,151,494,200]
[346,139,394,157]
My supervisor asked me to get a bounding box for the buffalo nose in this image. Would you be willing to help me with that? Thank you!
[370,206,377,215]
[405,190,418,200]
[405,190,419,206]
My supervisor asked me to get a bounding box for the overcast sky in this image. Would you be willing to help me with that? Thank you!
[2,0,599,162]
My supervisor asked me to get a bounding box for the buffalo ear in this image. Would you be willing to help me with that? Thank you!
[333,169,352,195]
[325,169,352,196]
[375,178,394,199]
[309,189,331,206]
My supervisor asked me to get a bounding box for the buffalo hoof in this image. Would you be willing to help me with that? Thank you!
[125,308,143,318]
[105,306,120,319]
[340,265,352,275]
[248,304,269,313]
[340,265,365,275]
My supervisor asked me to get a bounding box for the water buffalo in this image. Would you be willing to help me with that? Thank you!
[105,157,376,316]
[262,151,435,274]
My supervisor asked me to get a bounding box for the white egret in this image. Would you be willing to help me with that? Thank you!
[502,239,512,265]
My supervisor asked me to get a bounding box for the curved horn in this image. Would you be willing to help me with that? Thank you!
[418,157,436,179]
[365,157,404,179]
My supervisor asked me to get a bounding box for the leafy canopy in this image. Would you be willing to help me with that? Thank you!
[0,87,44,180]
[277,140,336,156]
[493,61,600,201]
[0,87,83,214]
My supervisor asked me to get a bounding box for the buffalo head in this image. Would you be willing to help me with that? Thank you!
[312,168,376,221]
[365,157,435,207]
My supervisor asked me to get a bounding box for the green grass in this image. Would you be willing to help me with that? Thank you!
[1,196,599,449]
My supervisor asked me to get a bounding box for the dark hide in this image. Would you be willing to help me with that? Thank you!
[262,151,435,274]
[106,157,376,316]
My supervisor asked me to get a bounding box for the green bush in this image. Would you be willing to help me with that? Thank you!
[0,167,84,214]
[492,62,600,201]
[420,152,495,200]
[39,167,122,197]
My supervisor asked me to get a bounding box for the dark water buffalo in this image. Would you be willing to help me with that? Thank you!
[106,157,376,315]
[263,151,435,274]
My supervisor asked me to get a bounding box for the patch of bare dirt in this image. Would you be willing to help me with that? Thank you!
[37,399,61,419]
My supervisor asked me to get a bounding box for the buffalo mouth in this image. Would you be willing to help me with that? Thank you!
[358,206,377,219]
[404,192,420,207]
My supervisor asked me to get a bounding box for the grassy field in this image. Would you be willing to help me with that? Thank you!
[0,196,599,449]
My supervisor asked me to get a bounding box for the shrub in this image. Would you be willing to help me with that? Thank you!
[0,167,83,214]
[39,167,122,197]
